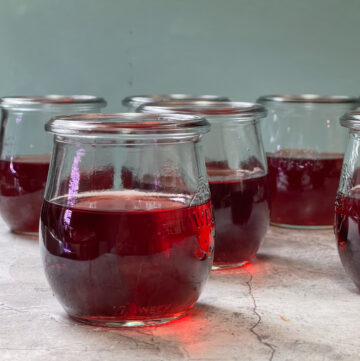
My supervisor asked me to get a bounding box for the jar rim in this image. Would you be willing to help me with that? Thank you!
[340,111,360,130]
[46,112,210,136]
[0,95,107,107]
[257,94,359,104]
[138,101,266,119]
[122,94,230,108]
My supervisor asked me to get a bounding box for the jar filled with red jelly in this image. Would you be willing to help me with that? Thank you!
[0,95,106,236]
[335,111,360,290]
[40,113,215,327]
[122,94,230,111]
[257,94,360,229]
[139,101,270,269]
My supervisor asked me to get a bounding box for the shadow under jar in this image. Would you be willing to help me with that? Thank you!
[257,94,360,229]
[122,94,230,111]
[0,95,106,236]
[335,111,360,290]
[139,101,270,269]
[40,113,215,327]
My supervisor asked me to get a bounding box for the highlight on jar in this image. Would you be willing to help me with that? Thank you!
[335,110,360,290]
[257,94,360,229]
[40,112,215,327]
[122,93,230,111]
[138,101,270,270]
[0,95,107,237]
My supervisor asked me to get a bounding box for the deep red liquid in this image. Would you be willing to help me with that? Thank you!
[209,176,270,266]
[0,155,50,234]
[335,193,360,289]
[40,192,214,322]
[267,151,343,226]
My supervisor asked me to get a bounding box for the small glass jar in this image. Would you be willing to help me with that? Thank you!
[139,101,269,269]
[0,95,106,236]
[40,113,214,327]
[257,94,360,229]
[335,111,360,290]
[122,94,230,111]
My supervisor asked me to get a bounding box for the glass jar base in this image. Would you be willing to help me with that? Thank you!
[69,312,186,328]
[270,222,333,230]
[212,261,248,270]
[12,230,38,238]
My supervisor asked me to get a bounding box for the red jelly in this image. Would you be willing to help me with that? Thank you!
[209,175,270,267]
[335,193,360,289]
[267,150,343,227]
[40,191,214,325]
[0,155,50,234]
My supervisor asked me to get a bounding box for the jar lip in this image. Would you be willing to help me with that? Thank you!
[257,94,359,104]
[0,95,107,107]
[46,112,210,136]
[122,94,230,107]
[139,101,266,119]
[340,111,360,129]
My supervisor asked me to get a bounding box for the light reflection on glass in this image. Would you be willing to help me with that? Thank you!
[9,156,16,174]
[63,148,85,227]
[15,114,23,124]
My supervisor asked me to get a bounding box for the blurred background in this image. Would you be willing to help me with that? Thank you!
[0,0,359,111]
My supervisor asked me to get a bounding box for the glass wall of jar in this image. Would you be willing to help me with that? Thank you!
[257,94,360,229]
[122,94,230,111]
[335,111,360,290]
[0,95,106,236]
[41,113,214,327]
[139,101,269,269]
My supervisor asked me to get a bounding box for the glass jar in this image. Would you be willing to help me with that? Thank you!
[40,113,214,327]
[122,94,230,111]
[0,95,106,236]
[139,101,269,269]
[257,94,360,229]
[335,111,360,290]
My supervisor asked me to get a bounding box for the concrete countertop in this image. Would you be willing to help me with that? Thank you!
[1,221,359,361]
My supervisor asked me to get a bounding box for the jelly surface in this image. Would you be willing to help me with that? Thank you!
[207,159,270,267]
[41,191,214,322]
[267,150,343,226]
[335,191,360,289]
[0,155,50,234]
[209,176,270,266]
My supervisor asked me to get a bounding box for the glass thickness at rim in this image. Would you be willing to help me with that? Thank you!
[138,100,267,119]
[45,112,210,136]
[0,95,107,111]
[340,111,360,130]
[257,94,359,104]
[0,95,106,106]
[122,94,230,108]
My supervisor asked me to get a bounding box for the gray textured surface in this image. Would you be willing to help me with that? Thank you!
[0,221,359,361]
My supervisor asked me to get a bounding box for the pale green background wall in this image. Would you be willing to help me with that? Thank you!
[0,0,359,111]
